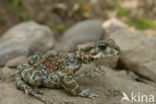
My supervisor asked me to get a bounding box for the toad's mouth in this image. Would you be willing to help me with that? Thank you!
[93,50,120,59]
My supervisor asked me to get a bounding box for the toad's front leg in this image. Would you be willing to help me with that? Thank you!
[58,72,99,99]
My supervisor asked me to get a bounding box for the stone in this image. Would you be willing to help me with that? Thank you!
[102,18,156,81]
[0,21,55,66]
[0,67,15,81]
[102,18,146,51]
[100,66,156,104]
[0,66,156,104]
[6,56,27,68]
[0,40,29,66]
[56,19,105,49]
[0,82,43,104]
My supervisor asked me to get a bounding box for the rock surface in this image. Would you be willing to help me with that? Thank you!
[6,56,27,68]
[0,66,156,104]
[102,18,156,80]
[56,19,104,49]
[0,21,55,66]
[0,67,15,81]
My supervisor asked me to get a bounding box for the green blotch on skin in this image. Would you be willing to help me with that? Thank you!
[75,87,82,93]
[110,50,115,55]
[68,82,76,89]
[66,76,73,82]
[84,46,93,52]
[103,51,108,55]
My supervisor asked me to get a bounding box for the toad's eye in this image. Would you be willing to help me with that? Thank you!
[98,44,107,50]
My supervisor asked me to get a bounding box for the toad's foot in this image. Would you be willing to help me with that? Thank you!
[60,74,99,99]
[24,85,52,104]
[33,87,44,94]
[78,89,99,99]
[94,67,105,76]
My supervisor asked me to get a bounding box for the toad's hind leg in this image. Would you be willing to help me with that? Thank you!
[15,64,52,104]
[60,74,99,99]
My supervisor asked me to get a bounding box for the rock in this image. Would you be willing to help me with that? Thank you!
[0,67,15,81]
[0,40,29,66]
[0,21,55,66]
[0,66,156,104]
[102,18,146,51]
[6,56,27,68]
[102,18,128,39]
[0,83,43,104]
[56,19,104,49]
[102,18,156,81]
[100,66,156,104]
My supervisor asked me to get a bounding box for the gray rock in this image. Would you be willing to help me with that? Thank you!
[102,18,156,81]
[0,67,15,81]
[102,18,146,51]
[0,21,55,66]
[57,19,104,49]
[0,40,29,66]
[100,66,156,104]
[0,82,43,104]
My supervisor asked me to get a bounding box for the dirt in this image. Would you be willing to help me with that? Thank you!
[0,0,21,37]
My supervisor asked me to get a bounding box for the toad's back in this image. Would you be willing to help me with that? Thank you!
[38,48,83,74]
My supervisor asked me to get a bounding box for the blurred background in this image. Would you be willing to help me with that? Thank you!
[1,0,156,38]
